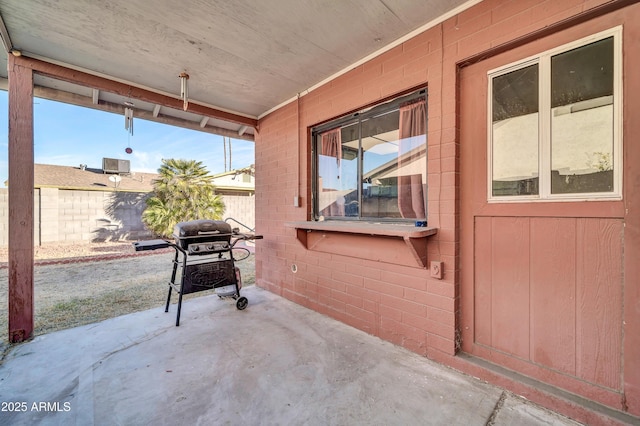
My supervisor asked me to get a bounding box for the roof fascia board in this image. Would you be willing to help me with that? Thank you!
[0,78,255,141]
[12,54,258,128]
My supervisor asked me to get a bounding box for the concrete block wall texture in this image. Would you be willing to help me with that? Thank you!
[38,187,59,243]
[256,7,446,358]
[0,188,255,245]
[257,98,453,356]
[222,195,256,231]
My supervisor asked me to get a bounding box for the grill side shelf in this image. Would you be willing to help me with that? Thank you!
[133,239,173,251]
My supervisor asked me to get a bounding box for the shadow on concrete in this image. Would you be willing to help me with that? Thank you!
[0,287,580,425]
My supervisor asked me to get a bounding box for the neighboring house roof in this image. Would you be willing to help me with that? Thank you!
[211,165,255,193]
[11,163,256,194]
[31,164,158,192]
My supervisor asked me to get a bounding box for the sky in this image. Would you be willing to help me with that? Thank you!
[0,90,255,186]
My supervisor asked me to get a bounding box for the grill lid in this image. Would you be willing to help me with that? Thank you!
[173,220,233,250]
[173,219,232,238]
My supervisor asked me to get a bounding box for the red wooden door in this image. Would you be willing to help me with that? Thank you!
[458,22,626,406]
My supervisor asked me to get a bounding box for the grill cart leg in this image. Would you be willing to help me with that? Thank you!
[175,250,188,326]
[165,287,172,313]
[176,291,184,326]
[165,248,181,312]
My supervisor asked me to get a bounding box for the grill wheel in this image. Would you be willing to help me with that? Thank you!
[236,297,248,310]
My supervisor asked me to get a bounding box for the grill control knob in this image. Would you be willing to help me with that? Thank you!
[192,245,199,252]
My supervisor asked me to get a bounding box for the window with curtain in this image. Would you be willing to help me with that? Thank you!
[312,89,427,221]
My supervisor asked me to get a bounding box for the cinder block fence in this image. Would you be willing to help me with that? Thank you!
[0,188,255,246]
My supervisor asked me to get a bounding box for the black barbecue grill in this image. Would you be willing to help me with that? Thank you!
[133,219,262,326]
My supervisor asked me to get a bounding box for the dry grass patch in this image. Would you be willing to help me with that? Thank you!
[0,245,256,343]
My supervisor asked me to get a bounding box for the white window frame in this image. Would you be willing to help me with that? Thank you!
[487,26,623,203]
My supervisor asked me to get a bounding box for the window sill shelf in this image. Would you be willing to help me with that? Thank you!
[286,221,437,268]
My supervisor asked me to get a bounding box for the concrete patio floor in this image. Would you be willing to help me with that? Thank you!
[0,286,580,425]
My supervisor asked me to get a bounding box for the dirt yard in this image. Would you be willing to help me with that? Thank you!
[0,241,256,343]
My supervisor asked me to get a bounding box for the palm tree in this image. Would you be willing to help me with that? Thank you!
[142,158,225,237]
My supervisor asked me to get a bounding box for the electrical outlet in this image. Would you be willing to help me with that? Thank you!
[430,261,443,279]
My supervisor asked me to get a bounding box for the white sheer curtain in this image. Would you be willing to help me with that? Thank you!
[398,100,426,218]
[319,128,345,216]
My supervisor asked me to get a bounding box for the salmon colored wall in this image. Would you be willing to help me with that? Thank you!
[256,22,456,356]
[256,0,639,422]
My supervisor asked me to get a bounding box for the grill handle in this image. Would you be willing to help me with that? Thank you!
[231,233,264,242]
[197,230,222,235]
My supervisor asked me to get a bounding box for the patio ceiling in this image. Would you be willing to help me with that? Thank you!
[0,0,476,140]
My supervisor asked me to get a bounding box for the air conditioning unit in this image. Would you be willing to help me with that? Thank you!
[102,158,130,174]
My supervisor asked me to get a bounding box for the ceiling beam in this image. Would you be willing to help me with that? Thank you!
[200,116,209,128]
[152,104,161,117]
[238,125,248,136]
[32,85,254,141]
[13,54,258,129]
[92,88,99,104]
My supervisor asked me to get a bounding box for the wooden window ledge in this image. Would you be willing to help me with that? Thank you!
[286,221,437,268]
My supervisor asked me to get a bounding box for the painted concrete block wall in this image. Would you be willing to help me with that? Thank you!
[0,188,255,245]
[256,21,457,357]
[34,189,152,243]
[223,195,256,231]
[38,187,59,243]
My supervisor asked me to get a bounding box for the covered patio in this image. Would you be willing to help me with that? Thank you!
[0,0,474,344]
[2,0,640,424]
[0,286,577,425]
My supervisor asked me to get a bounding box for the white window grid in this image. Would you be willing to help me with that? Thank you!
[486,26,623,203]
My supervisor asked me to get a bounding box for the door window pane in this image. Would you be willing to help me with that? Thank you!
[491,64,539,196]
[550,37,614,194]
